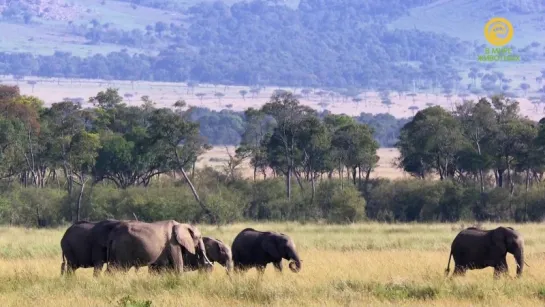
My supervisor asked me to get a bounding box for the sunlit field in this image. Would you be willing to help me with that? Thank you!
[197,147,408,180]
[2,75,543,121]
[1,222,545,306]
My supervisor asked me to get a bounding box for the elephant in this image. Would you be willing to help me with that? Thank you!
[181,236,233,273]
[60,219,122,276]
[445,226,525,278]
[106,220,213,274]
[231,228,302,275]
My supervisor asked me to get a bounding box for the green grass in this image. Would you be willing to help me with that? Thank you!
[1,222,545,306]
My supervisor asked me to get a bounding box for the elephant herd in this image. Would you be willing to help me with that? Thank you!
[60,219,302,277]
[60,219,525,279]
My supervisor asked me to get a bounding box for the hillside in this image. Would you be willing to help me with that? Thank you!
[388,0,545,46]
[0,0,544,97]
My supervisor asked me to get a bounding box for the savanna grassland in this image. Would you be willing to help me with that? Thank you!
[1,222,545,307]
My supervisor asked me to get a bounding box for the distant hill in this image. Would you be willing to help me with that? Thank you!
[0,0,544,93]
[388,0,545,46]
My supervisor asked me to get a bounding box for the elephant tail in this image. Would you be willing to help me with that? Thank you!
[106,238,114,273]
[445,251,453,277]
[61,251,66,276]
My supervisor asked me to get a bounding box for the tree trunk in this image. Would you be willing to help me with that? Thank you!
[253,165,257,182]
[352,167,357,185]
[175,151,217,223]
[294,170,304,191]
[179,165,216,223]
[75,176,87,223]
[191,162,195,179]
[526,168,530,192]
[476,141,484,192]
[358,167,362,186]
[311,172,316,204]
[497,169,504,188]
[365,167,372,197]
[339,159,343,190]
[286,165,292,201]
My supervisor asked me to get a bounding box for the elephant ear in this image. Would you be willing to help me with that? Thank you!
[173,224,196,255]
[261,236,282,259]
[490,227,508,255]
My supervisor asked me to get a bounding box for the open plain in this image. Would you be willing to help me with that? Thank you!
[0,222,544,306]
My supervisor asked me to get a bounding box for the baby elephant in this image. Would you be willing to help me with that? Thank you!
[445,226,525,278]
[231,228,302,274]
[182,236,233,273]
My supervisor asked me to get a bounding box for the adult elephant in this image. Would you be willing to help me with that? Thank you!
[445,226,525,278]
[106,220,212,274]
[231,228,302,274]
[181,236,233,273]
[60,219,122,276]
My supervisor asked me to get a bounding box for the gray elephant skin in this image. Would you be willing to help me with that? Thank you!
[231,228,302,274]
[106,220,212,273]
[60,219,122,276]
[181,236,233,272]
[445,226,525,278]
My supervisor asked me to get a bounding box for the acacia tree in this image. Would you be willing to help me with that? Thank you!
[0,87,44,186]
[397,106,467,180]
[332,122,379,189]
[261,92,316,200]
[68,131,101,222]
[93,102,173,188]
[44,101,86,194]
[147,107,216,222]
[454,99,496,192]
[294,115,331,202]
[235,108,274,181]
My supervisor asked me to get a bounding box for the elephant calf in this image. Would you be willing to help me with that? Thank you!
[231,228,302,274]
[445,226,525,278]
[182,236,233,272]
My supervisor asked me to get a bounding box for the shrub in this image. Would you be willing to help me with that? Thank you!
[317,180,366,223]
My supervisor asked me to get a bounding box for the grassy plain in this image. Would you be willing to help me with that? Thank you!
[197,146,407,180]
[0,222,544,306]
[3,74,544,120]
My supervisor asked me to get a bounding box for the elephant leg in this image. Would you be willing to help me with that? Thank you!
[494,259,508,279]
[273,261,283,272]
[233,263,247,274]
[93,263,104,277]
[65,263,78,276]
[256,265,266,280]
[453,265,466,277]
[168,244,183,274]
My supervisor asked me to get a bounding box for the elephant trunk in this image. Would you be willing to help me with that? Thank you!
[226,259,234,272]
[514,246,524,277]
[287,248,302,273]
[198,239,214,269]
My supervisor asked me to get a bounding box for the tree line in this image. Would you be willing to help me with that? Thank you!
[2,84,545,226]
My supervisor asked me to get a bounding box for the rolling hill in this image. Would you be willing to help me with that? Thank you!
[388,0,545,46]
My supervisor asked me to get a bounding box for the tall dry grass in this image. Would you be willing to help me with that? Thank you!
[1,222,545,306]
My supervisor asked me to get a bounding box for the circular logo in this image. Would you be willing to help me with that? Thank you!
[484,17,514,46]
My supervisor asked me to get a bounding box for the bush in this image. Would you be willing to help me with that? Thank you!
[0,187,67,227]
[317,180,366,223]
[3,169,545,226]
